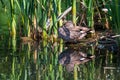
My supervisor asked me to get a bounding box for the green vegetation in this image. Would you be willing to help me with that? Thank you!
[0,0,120,80]
[0,0,120,39]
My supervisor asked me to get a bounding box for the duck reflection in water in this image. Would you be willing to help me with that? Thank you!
[58,21,92,42]
[58,48,95,72]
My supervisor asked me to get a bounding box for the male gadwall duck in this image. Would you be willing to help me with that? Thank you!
[58,21,91,42]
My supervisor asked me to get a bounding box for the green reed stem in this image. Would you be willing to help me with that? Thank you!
[59,65,63,80]
[57,0,63,52]
[10,0,16,38]
[83,0,94,29]
[11,16,16,38]
[72,0,76,26]
[43,15,47,39]
[88,1,94,28]
[27,19,30,37]
[47,0,53,35]
[57,0,62,26]
[11,57,15,79]
[42,0,48,39]
[74,65,78,80]
[52,0,58,36]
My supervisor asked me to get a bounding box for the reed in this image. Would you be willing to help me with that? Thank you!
[72,0,76,26]
[27,19,30,37]
[47,0,53,35]
[57,0,63,52]
[10,0,16,39]
[57,0,62,26]
[2,0,120,41]
[107,0,120,33]
[74,65,78,80]
[59,65,63,80]
[52,0,58,36]
[41,0,49,39]
[83,0,94,29]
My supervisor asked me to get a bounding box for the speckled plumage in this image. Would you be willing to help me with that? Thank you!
[58,21,90,42]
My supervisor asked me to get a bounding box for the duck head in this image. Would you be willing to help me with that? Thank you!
[63,21,74,29]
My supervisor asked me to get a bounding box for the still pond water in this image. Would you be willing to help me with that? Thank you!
[0,32,120,80]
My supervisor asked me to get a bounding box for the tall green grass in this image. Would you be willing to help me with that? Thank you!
[1,0,120,39]
[82,0,94,29]
[107,0,120,33]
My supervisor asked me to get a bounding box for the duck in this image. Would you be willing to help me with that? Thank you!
[58,21,91,42]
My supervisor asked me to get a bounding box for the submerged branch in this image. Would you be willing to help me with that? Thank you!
[100,34,120,39]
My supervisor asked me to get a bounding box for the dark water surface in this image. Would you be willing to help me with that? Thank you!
[0,34,120,80]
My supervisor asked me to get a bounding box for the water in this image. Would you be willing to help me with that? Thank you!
[0,33,120,80]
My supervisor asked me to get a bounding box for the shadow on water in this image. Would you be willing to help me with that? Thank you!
[0,35,120,80]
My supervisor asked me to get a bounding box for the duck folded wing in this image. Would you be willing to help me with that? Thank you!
[58,21,91,42]
[69,26,90,32]
[58,27,88,41]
